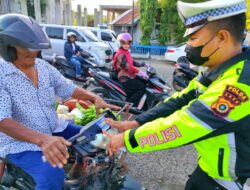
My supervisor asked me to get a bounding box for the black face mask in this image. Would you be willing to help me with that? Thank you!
[185,35,220,66]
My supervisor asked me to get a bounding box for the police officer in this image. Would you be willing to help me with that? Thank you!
[104,0,250,189]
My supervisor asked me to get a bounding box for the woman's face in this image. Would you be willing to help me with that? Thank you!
[69,36,76,43]
[121,40,131,50]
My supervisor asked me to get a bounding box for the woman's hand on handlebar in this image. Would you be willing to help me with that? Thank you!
[137,70,149,80]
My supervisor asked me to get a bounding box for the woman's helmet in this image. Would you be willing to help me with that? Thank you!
[0,13,51,62]
[117,33,132,46]
[67,32,77,42]
[67,32,77,38]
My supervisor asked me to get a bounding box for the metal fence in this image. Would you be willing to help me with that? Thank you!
[131,45,168,56]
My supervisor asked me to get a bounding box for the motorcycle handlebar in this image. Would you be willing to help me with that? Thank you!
[103,98,143,115]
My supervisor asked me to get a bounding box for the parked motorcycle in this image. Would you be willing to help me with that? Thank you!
[0,105,145,190]
[51,51,107,88]
[88,64,172,111]
[172,56,198,91]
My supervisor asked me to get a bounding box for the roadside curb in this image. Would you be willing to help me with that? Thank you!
[132,53,166,61]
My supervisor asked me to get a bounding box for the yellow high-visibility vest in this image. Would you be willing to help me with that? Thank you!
[124,53,250,181]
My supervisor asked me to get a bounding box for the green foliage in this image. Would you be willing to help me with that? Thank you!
[27,0,35,18]
[87,15,94,27]
[140,0,158,45]
[81,14,103,27]
[157,1,169,45]
[40,0,47,16]
[157,0,204,45]
[73,12,77,26]
[27,0,47,19]
[102,16,107,24]
[81,15,94,27]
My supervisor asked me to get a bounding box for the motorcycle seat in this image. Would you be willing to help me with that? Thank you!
[65,61,75,69]
[56,55,66,60]
[55,56,76,70]
[98,72,124,89]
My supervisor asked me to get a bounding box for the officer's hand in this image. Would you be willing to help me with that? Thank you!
[105,118,139,132]
[103,131,125,156]
[40,135,71,168]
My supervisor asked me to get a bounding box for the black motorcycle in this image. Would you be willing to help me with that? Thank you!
[172,56,198,91]
[88,64,172,111]
[0,105,145,190]
[51,51,107,88]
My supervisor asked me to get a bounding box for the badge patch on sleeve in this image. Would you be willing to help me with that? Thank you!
[211,85,248,117]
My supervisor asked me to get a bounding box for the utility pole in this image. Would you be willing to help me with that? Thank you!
[131,0,135,43]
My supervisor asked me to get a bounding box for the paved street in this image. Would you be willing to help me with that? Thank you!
[147,60,175,87]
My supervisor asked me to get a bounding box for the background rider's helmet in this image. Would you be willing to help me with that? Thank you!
[117,33,132,47]
[0,13,51,62]
[67,32,77,41]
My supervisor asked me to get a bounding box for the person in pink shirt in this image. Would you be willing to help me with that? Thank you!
[112,33,148,107]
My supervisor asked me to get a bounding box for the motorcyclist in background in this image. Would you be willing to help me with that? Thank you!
[64,32,86,81]
[112,33,148,107]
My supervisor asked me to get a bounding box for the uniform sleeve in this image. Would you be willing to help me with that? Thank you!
[0,85,12,121]
[135,78,198,125]
[124,80,250,153]
[48,64,77,99]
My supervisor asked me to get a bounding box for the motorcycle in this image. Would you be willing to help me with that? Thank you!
[0,104,145,190]
[172,56,198,91]
[88,64,172,111]
[51,51,107,88]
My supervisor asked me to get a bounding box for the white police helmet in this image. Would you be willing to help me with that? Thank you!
[177,0,246,37]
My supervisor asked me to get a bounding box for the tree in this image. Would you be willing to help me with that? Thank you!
[27,0,47,19]
[140,0,158,45]
[80,15,93,27]
[87,15,94,27]
[73,12,77,26]
[157,0,204,45]
[157,0,170,45]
